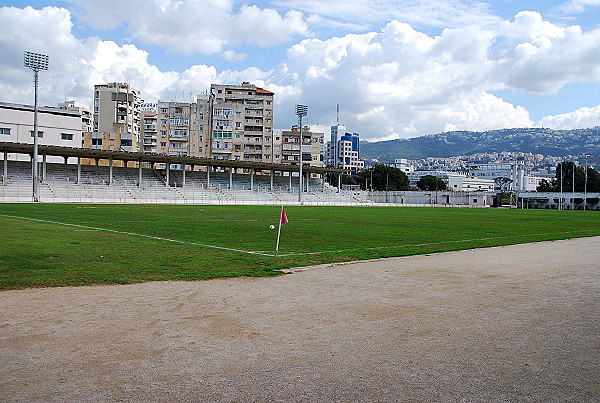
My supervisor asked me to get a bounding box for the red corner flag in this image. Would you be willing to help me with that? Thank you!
[276,206,288,256]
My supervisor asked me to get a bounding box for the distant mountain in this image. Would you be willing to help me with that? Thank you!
[360,127,600,163]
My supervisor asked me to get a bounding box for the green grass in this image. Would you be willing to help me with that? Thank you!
[1,203,599,290]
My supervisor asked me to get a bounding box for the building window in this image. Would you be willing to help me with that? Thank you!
[61,133,74,140]
[30,131,44,138]
[0,128,10,135]
[92,138,102,146]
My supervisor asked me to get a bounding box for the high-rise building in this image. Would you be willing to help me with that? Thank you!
[326,124,364,171]
[198,82,274,161]
[92,82,141,152]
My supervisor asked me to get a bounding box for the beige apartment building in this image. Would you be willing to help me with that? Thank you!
[92,82,141,152]
[197,82,274,162]
[279,126,325,167]
[154,102,199,158]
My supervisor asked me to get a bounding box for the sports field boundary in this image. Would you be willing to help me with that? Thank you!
[2,213,597,258]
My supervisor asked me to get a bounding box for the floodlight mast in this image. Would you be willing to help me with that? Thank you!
[295,105,308,203]
[24,51,49,202]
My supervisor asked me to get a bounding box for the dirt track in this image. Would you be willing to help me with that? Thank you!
[1,237,599,402]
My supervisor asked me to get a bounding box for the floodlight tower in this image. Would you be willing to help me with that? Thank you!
[24,51,49,202]
[295,104,308,203]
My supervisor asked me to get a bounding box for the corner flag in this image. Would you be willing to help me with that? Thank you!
[275,206,288,256]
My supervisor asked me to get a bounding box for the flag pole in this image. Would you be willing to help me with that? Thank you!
[275,206,286,256]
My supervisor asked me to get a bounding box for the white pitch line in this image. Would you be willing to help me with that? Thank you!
[0,214,275,256]
[274,230,597,257]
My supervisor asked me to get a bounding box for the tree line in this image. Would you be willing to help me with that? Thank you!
[537,162,600,193]
[327,161,600,193]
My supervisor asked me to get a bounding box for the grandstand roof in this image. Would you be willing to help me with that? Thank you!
[0,142,345,175]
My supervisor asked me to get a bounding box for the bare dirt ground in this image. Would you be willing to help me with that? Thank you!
[1,237,599,402]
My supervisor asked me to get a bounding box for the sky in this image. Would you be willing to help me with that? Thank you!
[1,0,600,142]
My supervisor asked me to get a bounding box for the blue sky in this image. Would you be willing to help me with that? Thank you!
[1,0,600,141]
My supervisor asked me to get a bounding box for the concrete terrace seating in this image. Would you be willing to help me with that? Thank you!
[0,160,342,204]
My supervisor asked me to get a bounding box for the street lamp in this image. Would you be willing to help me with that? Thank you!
[295,104,308,203]
[24,51,49,202]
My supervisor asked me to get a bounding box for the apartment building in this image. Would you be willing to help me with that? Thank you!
[197,82,274,162]
[58,101,92,134]
[279,126,325,167]
[91,82,141,152]
[153,102,199,158]
[140,103,158,153]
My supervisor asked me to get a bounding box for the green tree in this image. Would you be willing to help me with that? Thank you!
[357,164,409,191]
[537,162,600,192]
[416,175,447,191]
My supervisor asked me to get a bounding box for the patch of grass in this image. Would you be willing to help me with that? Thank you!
[0,203,598,290]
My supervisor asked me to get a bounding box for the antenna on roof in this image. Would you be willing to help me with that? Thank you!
[336,104,339,125]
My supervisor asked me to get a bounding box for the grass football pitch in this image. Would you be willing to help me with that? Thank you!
[0,203,599,290]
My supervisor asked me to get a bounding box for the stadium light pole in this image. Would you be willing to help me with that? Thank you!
[295,104,308,203]
[24,51,49,202]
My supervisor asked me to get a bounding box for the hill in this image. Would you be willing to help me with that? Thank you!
[360,127,600,163]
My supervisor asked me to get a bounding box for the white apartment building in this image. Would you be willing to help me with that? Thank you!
[92,83,141,152]
[198,82,274,162]
[0,101,83,162]
[393,158,415,174]
[140,103,158,153]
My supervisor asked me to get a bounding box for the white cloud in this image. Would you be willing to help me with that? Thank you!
[537,104,600,129]
[557,0,600,14]
[221,50,248,62]
[0,6,270,108]
[268,20,531,139]
[493,11,600,93]
[66,0,309,55]
[273,0,500,30]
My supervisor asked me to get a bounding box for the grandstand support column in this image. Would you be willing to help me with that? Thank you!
[321,174,325,192]
[138,158,142,187]
[229,170,233,189]
[305,170,309,192]
[77,157,81,183]
[250,169,254,191]
[289,171,292,191]
[338,174,341,192]
[206,165,210,187]
[270,170,274,191]
[42,154,47,182]
[3,151,7,179]
[109,157,113,185]
[166,163,170,187]
[182,164,186,187]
